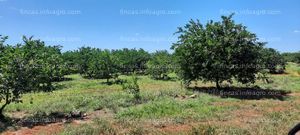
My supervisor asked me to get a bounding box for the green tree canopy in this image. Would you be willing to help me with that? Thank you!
[112,48,150,74]
[0,36,66,119]
[172,14,265,88]
[77,47,118,82]
[282,52,300,63]
[146,50,173,80]
[261,48,286,74]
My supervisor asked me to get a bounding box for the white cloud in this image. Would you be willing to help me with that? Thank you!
[294,30,300,33]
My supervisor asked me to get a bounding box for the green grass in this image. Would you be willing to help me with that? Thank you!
[259,62,300,92]
[2,63,300,135]
[4,73,185,116]
[5,63,299,115]
[256,74,300,92]
[116,94,236,120]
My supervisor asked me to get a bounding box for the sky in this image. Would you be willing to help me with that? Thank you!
[0,0,299,52]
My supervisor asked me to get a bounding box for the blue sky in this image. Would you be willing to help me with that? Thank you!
[0,0,299,52]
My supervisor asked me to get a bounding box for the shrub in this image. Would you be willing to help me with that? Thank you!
[122,73,141,103]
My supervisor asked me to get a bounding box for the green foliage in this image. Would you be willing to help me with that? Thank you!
[112,48,150,74]
[0,36,66,118]
[2,63,300,134]
[0,43,26,118]
[62,50,81,74]
[19,36,66,88]
[146,50,173,80]
[282,52,300,63]
[77,47,93,76]
[116,94,229,120]
[172,14,265,88]
[122,73,141,102]
[261,48,286,74]
[64,48,151,82]
[88,49,117,82]
[77,47,118,82]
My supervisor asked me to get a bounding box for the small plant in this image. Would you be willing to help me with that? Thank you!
[122,73,141,103]
[257,69,273,84]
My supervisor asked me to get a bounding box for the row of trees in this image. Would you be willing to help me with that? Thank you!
[0,14,292,119]
[0,36,66,119]
[282,52,300,64]
[61,48,174,82]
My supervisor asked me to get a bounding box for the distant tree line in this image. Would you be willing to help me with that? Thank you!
[62,47,177,82]
[282,52,300,63]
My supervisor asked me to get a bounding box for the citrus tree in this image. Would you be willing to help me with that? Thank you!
[146,50,173,80]
[172,14,264,88]
[0,36,66,119]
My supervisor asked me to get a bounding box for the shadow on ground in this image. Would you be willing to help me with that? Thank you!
[53,77,74,82]
[0,117,18,133]
[189,86,290,100]
[0,111,85,133]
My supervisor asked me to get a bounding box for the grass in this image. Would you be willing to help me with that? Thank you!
[256,62,300,92]
[116,94,236,120]
[5,74,128,114]
[1,63,300,135]
[58,118,116,135]
[4,73,183,115]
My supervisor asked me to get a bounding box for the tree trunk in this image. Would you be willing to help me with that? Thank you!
[0,89,10,121]
[216,81,221,90]
[0,113,5,121]
[0,103,8,120]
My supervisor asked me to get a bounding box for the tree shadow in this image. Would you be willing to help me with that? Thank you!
[60,77,74,82]
[0,111,85,133]
[270,71,289,75]
[19,111,86,128]
[52,77,74,82]
[189,86,290,100]
[0,117,18,133]
[157,76,178,82]
[99,79,125,85]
